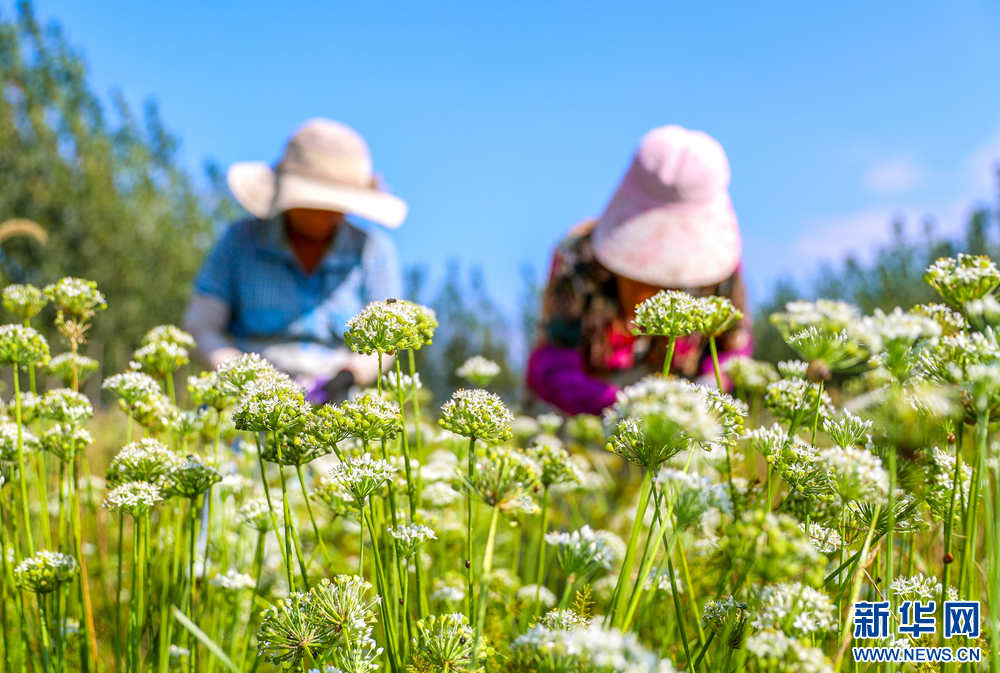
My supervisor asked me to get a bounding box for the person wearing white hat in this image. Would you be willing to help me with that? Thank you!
[525,125,753,415]
[183,118,406,402]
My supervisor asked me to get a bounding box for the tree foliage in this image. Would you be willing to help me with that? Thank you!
[0,1,229,349]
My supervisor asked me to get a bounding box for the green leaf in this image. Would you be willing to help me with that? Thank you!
[171,606,241,673]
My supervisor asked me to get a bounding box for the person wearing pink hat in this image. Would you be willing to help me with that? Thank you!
[525,125,753,416]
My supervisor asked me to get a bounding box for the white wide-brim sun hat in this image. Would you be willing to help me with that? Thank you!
[592,125,741,288]
[227,118,407,228]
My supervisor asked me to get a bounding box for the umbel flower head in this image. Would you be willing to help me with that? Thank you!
[232,376,310,432]
[656,468,733,529]
[215,352,277,395]
[467,445,540,510]
[103,481,164,516]
[822,412,872,448]
[702,596,751,648]
[409,613,488,673]
[161,455,221,499]
[187,371,235,411]
[695,295,744,337]
[0,422,40,461]
[256,592,325,667]
[763,378,833,430]
[785,326,869,378]
[722,356,779,396]
[924,253,1000,309]
[237,497,275,532]
[142,325,196,349]
[752,581,836,637]
[721,510,824,586]
[209,570,256,593]
[102,371,161,407]
[41,425,93,462]
[39,388,93,427]
[47,353,99,388]
[910,303,967,336]
[315,476,362,519]
[632,290,701,337]
[456,355,501,388]
[819,445,889,501]
[2,283,47,321]
[389,523,437,557]
[605,377,721,468]
[309,574,382,645]
[324,392,402,442]
[439,389,514,444]
[745,630,833,673]
[383,369,421,402]
[106,438,181,486]
[526,440,581,488]
[130,341,190,378]
[330,452,398,503]
[546,525,617,579]
[0,323,50,367]
[15,550,79,594]
[770,299,860,336]
[44,277,107,318]
[261,428,333,466]
[344,298,424,355]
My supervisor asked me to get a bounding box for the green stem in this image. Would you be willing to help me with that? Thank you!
[606,467,654,627]
[252,432,291,588]
[12,370,33,556]
[833,503,882,673]
[531,485,551,618]
[296,464,334,567]
[471,505,500,670]
[466,437,477,621]
[663,336,677,376]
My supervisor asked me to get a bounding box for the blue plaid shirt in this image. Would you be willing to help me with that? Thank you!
[194,217,401,353]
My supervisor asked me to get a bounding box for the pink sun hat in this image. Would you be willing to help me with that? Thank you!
[592,125,742,288]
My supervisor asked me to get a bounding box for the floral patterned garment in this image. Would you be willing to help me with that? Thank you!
[526,220,753,415]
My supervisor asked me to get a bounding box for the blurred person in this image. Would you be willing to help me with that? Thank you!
[525,125,752,416]
[184,118,406,403]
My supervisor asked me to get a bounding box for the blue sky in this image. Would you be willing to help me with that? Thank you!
[26,0,1000,313]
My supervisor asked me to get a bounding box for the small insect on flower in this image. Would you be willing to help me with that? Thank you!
[330,453,398,503]
[103,481,164,516]
[438,388,514,444]
[389,523,437,557]
[106,438,181,486]
[344,298,425,355]
[15,550,79,594]
[0,323,50,368]
[47,353,99,388]
[2,283,47,321]
[455,355,502,388]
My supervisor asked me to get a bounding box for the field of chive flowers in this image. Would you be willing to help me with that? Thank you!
[1,254,999,673]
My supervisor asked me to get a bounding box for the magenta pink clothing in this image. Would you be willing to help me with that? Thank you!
[526,345,620,416]
[526,332,754,416]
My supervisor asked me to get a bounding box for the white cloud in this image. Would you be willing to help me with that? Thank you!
[862,155,927,194]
